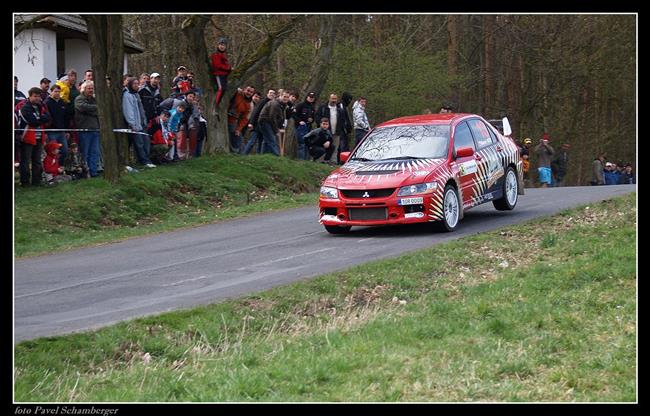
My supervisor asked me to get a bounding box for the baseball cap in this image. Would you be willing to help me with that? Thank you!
[308,92,315,98]
[40,77,51,84]
[177,66,187,71]
[150,72,161,78]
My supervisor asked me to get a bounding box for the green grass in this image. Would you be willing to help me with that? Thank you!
[14,193,636,402]
[14,154,333,258]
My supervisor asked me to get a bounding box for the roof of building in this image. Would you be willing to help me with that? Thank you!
[14,14,144,53]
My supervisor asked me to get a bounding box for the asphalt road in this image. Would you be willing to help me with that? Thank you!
[14,185,636,342]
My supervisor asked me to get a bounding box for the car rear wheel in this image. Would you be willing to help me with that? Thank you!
[493,167,518,211]
[436,185,460,232]
[325,225,352,234]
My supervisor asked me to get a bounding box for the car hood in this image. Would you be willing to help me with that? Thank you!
[324,158,448,189]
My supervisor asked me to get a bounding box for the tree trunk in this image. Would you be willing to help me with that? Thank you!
[84,15,128,183]
[301,15,337,101]
[447,15,458,78]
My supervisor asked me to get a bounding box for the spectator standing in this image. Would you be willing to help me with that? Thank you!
[174,90,201,159]
[67,69,80,104]
[551,143,570,187]
[139,72,164,122]
[75,81,101,177]
[293,92,317,160]
[14,76,26,106]
[338,91,353,163]
[123,77,155,168]
[18,87,50,186]
[55,75,71,104]
[534,133,555,188]
[39,78,51,102]
[241,89,276,155]
[138,73,150,89]
[171,66,191,96]
[519,137,532,187]
[210,37,232,108]
[44,84,69,165]
[258,90,290,156]
[195,104,208,158]
[604,162,620,185]
[352,96,370,148]
[591,153,606,185]
[227,85,254,153]
[315,93,351,163]
[83,69,93,82]
[620,163,635,184]
[166,103,186,161]
[304,118,334,162]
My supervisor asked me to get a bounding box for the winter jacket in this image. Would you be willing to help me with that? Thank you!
[15,89,26,106]
[139,82,163,121]
[210,51,232,76]
[172,76,192,96]
[122,89,148,132]
[45,96,68,129]
[74,93,99,130]
[303,127,333,148]
[43,146,61,177]
[168,108,184,133]
[249,97,271,128]
[551,150,569,176]
[352,100,370,130]
[534,141,555,168]
[604,170,620,185]
[55,81,71,103]
[315,103,351,136]
[18,101,50,145]
[148,116,173,145]
[227,90,253,133]
[258,99,286,133]
[294,100,316,126]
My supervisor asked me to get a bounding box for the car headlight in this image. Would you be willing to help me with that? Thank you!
[320,186,339,199]
[397,182,438,196]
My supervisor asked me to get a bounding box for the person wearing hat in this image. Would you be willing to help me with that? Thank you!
[534,133,555,187]
[519,137,532,187]
[43,141,71,183]
[292,92,317,160]
[551,143,571,187]
[55,75,71,104]
[39,78,51,102]
[172,66,190,96]
[210,37,232,107]
[139,71,164,122]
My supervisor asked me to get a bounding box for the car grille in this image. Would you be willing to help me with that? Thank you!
[340,188,395,198]
[348,207,388,221]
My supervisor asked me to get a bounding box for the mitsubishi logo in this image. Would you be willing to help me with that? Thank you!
[362,192,370,198]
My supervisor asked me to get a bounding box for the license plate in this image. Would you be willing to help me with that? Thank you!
[399,197,423,205]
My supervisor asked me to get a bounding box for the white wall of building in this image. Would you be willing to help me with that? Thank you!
[64,38,92,83]
[14,28,57,92]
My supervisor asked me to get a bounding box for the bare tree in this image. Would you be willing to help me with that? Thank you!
[84,15,129,183]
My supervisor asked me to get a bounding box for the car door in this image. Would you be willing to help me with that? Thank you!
[451,120,478,208]
[467,118,504,203]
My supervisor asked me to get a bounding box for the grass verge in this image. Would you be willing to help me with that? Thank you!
[14,154,333,258]
[14,193,636,402]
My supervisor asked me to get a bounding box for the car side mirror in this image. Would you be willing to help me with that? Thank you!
[502,117,512,136]
[340,152,351,163]
[456,147,474,158]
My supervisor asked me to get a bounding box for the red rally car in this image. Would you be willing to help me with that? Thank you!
[319,113,524,234]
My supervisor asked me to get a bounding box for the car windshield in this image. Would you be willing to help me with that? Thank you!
[351,125,450,161]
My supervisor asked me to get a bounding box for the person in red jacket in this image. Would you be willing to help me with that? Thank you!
[43,141,72,184]
[17,87,50,186]
[210,37,232,108]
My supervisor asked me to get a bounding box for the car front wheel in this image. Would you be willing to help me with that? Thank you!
[436,185,460,232]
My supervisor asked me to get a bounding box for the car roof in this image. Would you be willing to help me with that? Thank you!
[376,113,475,128]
